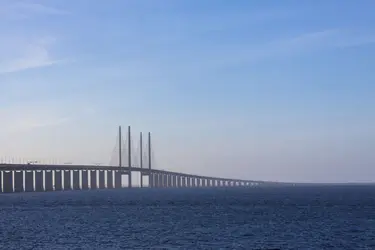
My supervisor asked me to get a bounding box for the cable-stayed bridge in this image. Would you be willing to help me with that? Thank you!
[0,126,288,193]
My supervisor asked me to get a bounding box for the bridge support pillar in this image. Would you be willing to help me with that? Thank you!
[45,170,53,191]
[35,170,44,192]
[90,170,97,189]
[152,173,156,187]
[64,170,71,190]
[150,173,155,188]
[156,174,160,188]
[165,174,169,187]
[148,171,155,188]
[72,170,80,190]
[153,173,159,188]
[114,171,121,188]
[172,175,176,187]
[153,173,158,188]
[107,170,114,189]
[98,170,105,189]
[163,174,169,188]
[155,173,165,188]
[25,171,34,192]
[14,171,23,192]
[82,170,89,190]
[55,170,63,191]
[182,177,185,187]
[177,175,181,188]
[3,171,13,193]
[2,171,13,192]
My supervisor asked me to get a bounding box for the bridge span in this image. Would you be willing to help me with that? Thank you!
[0,126,287,194]
[0,163,284,193]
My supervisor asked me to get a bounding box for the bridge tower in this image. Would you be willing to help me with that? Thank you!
[140,132,143,188]
[118,126,122,167]
[128,126,132,188]
[148,131,153,187]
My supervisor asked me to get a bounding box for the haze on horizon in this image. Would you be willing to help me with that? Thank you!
[0,0,374,183]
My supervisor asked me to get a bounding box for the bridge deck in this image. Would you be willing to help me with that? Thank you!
[0,163,278,184]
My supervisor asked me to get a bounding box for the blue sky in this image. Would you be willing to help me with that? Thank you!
[0,0,374,183]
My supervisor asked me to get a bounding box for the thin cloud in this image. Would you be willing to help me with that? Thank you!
[0,37,64,74]
[0,101,96,134]
[0,1,68,20]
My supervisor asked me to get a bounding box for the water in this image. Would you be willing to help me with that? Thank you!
[0,186,375,249]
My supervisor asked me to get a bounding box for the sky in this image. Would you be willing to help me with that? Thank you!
[0,0,374,183]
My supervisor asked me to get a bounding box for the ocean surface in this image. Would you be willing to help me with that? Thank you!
[0,186,374,249]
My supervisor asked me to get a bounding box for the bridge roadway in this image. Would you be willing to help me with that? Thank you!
[0,163,284,193]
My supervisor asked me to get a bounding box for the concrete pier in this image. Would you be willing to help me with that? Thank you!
[3,171,13,192]
[64,170,71,190]
[14,171,23,192]
[90,170,97,189]
[45,170,53,191]
[98,170,105,189]
[167,175,171,187]
[25,171,34,192]
[55,170,63,191]
[107,170,114,189]
[115,171,121,188]
[177,176,181,188]
[81,170,89,190]
[35,171,44,192]
[72,170,80,190]
[149,173,154,188]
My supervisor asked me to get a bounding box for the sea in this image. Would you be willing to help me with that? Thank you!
[0,186,374,250]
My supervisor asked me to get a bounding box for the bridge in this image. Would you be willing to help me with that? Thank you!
[0,126,286,193]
